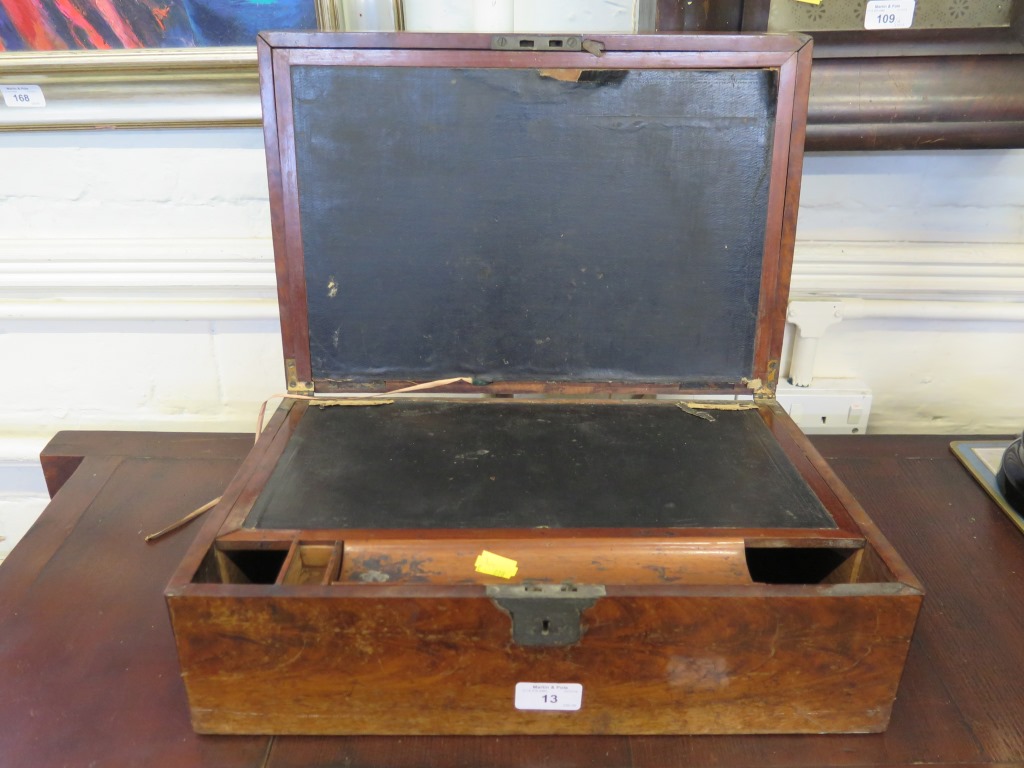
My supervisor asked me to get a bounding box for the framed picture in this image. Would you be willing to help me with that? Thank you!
[652,0,1024,151]
[0,0,365,130]
[0,1,320,51]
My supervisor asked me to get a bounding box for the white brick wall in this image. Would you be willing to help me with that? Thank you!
[0,130,282,445]
[0,129,283,558]
[798,150,1024,243]
[0,129,272,239]
[793,150,1024,433]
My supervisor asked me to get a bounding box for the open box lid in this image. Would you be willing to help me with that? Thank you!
[258,32,812,396]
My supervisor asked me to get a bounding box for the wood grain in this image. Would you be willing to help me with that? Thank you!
[3,431,1023,765]
[163,34,914,740]
[806,55,1024,151]
[654,1,1024,151]
[821,437,1024,761]
[268,734,634,768]
[41,429,254,462]
[337,538,752,585]
[261,31,806,54]
[168,403,914,736]
[0,455,120,617]
[169,590,919,735]
[0,448,269,767]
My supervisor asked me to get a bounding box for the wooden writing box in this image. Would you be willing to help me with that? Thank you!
[166,31,922,736]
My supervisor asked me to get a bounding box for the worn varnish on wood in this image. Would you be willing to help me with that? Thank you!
[165,32,921,736]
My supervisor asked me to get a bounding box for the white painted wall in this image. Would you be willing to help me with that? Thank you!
[401,0,644,32]
[1,126,1023,560]
[0,128,282,558]
[791,150,1024,433]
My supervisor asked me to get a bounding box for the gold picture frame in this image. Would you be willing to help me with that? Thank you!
[0,0,366,131]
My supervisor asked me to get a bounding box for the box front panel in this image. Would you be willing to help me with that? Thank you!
[288,63,777,387]
[170,590,920,735]
[169,34,920,738]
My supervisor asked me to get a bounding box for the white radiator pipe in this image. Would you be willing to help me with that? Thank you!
[786,300,843,388]
[787,297,1024,387]
[789,337,822,390]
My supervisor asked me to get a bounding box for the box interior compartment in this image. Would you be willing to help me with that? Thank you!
[242,401,838,532]
[189,538,907,588]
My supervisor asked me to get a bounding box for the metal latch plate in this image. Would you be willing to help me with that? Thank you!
[487,583,605,647]
[491,35,582,52]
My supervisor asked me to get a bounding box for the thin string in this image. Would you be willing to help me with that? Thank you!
[253,376,475,442]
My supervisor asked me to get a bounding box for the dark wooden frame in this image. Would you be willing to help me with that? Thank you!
[259,31,813,396]
[163,32,922,737]
[656,0,1024,150]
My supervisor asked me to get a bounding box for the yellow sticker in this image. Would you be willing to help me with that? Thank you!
[795,0,822,5]
[474,550,519,579]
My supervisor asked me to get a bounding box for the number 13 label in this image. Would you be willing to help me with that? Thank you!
[515,682,583,711]
[865,0,916,29]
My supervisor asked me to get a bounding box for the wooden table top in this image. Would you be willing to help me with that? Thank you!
[1,430,1022,768]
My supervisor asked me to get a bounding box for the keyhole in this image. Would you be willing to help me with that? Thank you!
[541,619,551,635]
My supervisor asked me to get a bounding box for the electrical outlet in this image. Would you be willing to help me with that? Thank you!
[776,378,872,435]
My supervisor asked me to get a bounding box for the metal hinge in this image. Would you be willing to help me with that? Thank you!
[285,358,314,395]
[760,359,780,399]
[487,582,605,647]
[747,359,780,401]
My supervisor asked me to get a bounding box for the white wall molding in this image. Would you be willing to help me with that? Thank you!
[0,237,273,262]
[4,238,1023,313]
[2,299,278,321]
[792,241,1024,301]
[0,239,284,463]
[786,296,1024,387]
[0,238,278,319]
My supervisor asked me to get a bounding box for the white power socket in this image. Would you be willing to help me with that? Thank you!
[776,378,872,435]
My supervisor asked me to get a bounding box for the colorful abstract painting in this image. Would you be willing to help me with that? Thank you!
[0,0,318,51]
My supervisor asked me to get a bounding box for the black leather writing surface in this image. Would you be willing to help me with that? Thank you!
[289,65,776,385]
[245,401,834,531]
